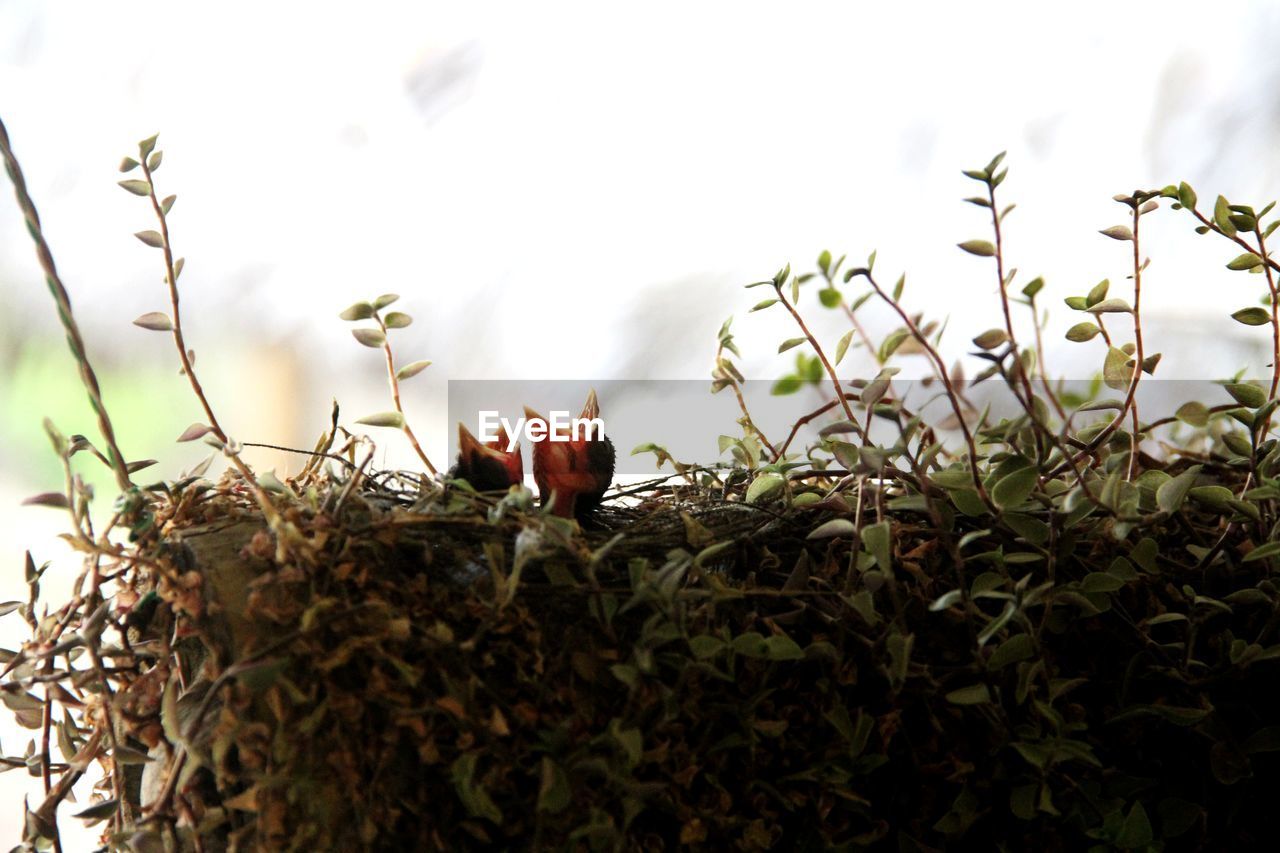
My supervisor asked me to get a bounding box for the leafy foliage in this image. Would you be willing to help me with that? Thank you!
[6,129,1280,850]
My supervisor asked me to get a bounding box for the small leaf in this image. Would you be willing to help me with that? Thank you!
[1104,346,1132,390]
[972,328,1008,350]
[1086,298,1133,314]
[746,473,784,504]
[1215,195,1237,235]
[957,240,996,257]
[134,230,164,248]
[817,287,841,308]
[352,328,386,348]
[1157,465,1201,513]
[73,798,119,824]
[1175,401,1209,427]
[1232,307,1271,326]
[133,312,173,331]
[396,360,432,380]
[834,330,855,365]
[1065,322,1101,342]
[1226,383,1266,408]
[946,684,991,705]
[992,465,1038,509]
[1099,225,1134,241]
[160,194,177,215]
[117,179,151,196]
[383,311,413,329]
[338,301,375,321]
[176,423,212,442]
[138,133,159,158]
[147,150,163,171]
[1177,182,1197,209]
[778,337,808,353]
[1244,541,1280,563]
[21,492,70,509]
[1021,276,1044,298]
[1227,253,1263,271]
[807,519,856,539]
[119,157,139,173]
[1086,279,1110,306]
[750,298,778,312]
[356,411,406,429]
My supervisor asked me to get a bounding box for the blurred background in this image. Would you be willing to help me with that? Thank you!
[3,1,1279,843]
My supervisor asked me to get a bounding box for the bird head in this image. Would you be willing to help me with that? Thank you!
[451,421,524,492]
[524,389,615,518]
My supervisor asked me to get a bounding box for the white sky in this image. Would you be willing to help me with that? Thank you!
[2,2,1279,844]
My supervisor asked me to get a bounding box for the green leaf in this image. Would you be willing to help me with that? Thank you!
[338,301,375,321]
[1232,307,1272,326]
[930,589,963,612]
[147,150,163,171]
[1227,252,1263,271]
[992,465,1038,509]
[1065,322,1100,342]
[862,520,892,570]
[972,328,1008,350]
[1086,279,1110,306]
[771,375,802,395]
[746,473,784,504]
[1177,182,1197,209]
[396,360,432,380]
[138,133,159,158]
[834,329,855,365]
[817,287,841,308]
[1115,801,1153,849]
[1099,225,1134,241]
[1104,346,1132,390]
[383,311,413,329]
[132,311,173,331]
[351,328,386,348]
[946,684,991,705]
[1156,465,1201,513]
[160,194,176,215]
[373,293,400,309]
[750,298,778,312]
[1175,401,1209,427]
[1226,382,1266,408]
[117,179,151,196]
[355,411,405,429]
[1244,541,1280,562]
[134,230,164,248]
[958,240,996,257]
[1064,295,1088,310]
[119,157,140,173]
[1021,276,1045,299]
[1086,298,1133,314]
[1214,195,1237,235]
[988,634,1035,670]
[807,519,856,540]
[778,337,808,353]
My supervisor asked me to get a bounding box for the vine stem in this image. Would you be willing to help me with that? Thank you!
[773,282,869,443]
[375,315,438,475]
[140,154,225,444]
[0,115,134,492]
[855,270,995,510]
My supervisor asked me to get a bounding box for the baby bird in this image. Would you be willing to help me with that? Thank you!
[525,389,616,519]
[449,422,524,492]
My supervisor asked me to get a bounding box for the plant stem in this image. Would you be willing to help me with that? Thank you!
[375,315,438,475]
[0,116,133,492]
